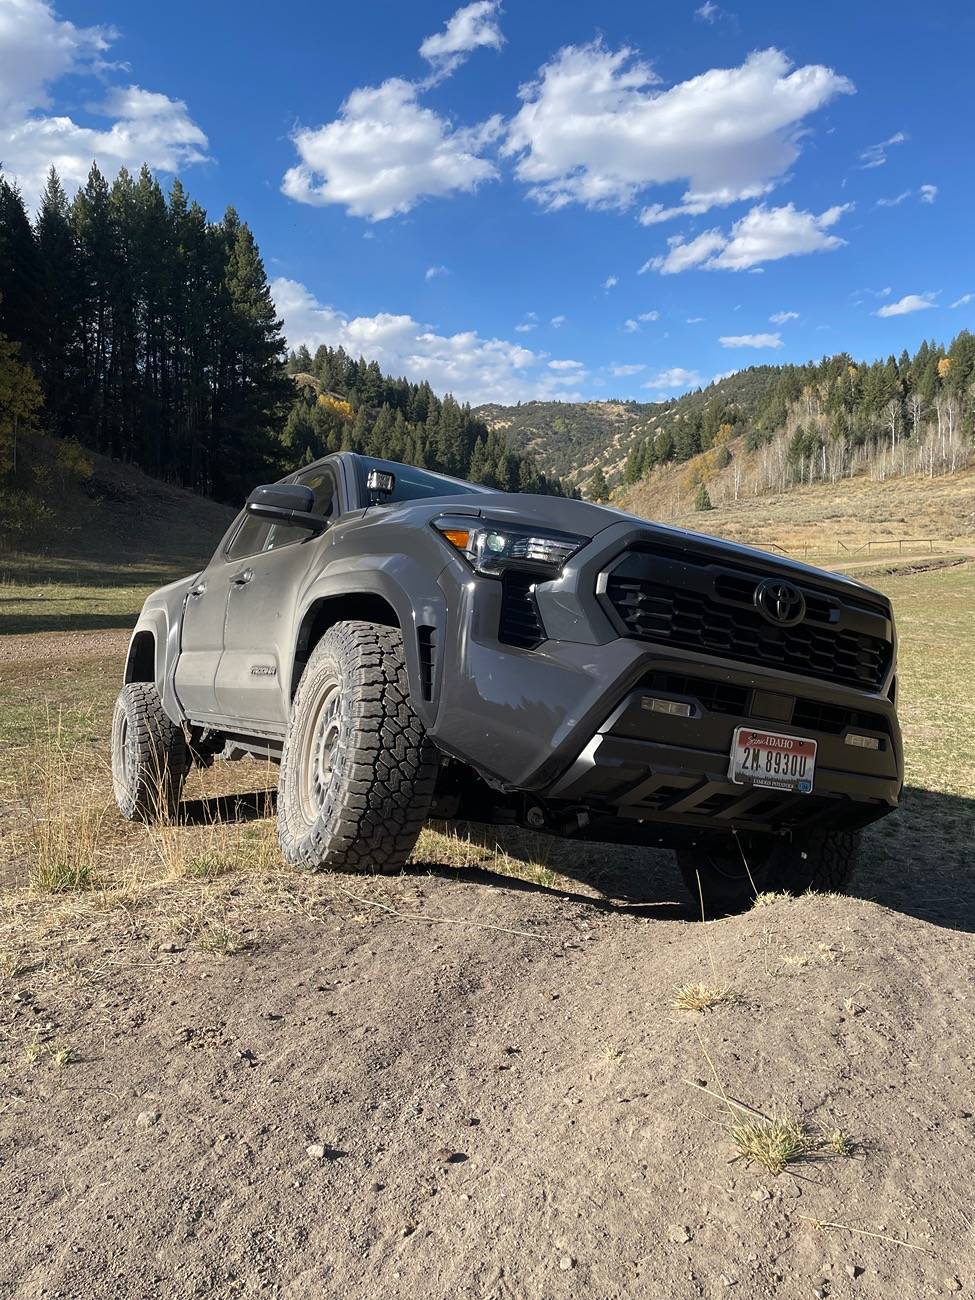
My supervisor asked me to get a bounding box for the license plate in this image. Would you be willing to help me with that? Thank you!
[728,727,817,794]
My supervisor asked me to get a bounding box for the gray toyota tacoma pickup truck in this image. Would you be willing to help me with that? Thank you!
[112,452,902,912]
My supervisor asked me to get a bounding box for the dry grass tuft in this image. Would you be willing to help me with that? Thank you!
[19,716,108,894]
[674,981,736,1012]
[198,923,252,956]
[751,891,793,909]
[731,1115,817,1175]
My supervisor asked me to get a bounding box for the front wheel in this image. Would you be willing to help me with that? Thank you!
[677,829,861,916]
[277,620,439,873]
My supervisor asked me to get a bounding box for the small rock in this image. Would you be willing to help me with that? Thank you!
[944,1280,962,1293]
[667,1224,692,1244]
[136,1110,160,1129]
[845,1264,863,1280]
[559,1255,575,1272]
[306,1144,326,1159]
[719,1276,737,1289]
[750,1188,771,1202]
[402,1223,416,1238]
[158,941,181,953]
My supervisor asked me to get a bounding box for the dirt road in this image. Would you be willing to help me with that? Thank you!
[3,856,973,1300]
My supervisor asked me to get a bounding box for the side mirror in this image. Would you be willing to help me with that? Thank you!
[246,483,327,531]
[366,468,395,501]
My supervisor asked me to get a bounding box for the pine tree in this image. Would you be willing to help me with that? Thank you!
[694,483,713,511]
[34,168,80,438]
[587,466,610,501]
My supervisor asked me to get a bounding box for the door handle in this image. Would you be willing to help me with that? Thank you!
[188,582,207,598]
[232,568,254,587]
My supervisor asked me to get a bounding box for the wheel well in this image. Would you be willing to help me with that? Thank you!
[291,593,400,698]
[125,631,156,684]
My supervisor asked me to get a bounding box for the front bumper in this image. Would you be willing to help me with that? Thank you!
[428,562,902,836]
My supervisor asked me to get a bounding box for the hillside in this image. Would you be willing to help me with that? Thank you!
[0,432,235,614]
[616,449,975,561]
[474,366,782,489]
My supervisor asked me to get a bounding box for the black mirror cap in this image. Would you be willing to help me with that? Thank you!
[245,483,327,532]
[366,469,395,498]
[246,483,314,513]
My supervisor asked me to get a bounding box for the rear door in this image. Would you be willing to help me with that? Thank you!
[172,517,263,720]
[215,465,341,725]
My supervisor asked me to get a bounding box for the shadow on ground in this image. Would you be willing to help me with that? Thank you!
[181,780,975,933]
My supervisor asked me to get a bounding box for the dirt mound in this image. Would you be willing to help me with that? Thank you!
[2,864,972,1299]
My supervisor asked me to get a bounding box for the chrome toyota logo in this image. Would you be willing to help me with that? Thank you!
[754,579,806,626]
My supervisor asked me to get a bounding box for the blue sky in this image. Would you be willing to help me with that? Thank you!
[2,0,973,404]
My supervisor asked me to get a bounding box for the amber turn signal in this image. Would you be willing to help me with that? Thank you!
[440,527,472,550]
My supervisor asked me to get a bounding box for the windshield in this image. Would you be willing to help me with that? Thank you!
[357,456,489,503]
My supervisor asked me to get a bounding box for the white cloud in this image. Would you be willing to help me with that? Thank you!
[603,275,619,290]
[282,78,500,220]
[874,292,938,318]
[419,1,504,79]
[550,314,566,328]
[876,191,910,207]
[514,312,538,333]
[641,228,726,275]
[610,363,645,376]
[548,358,584,370]
[770,310,799,324]
[719,332,783,348]
[623,319,639,333]
[859,131,906,169]
[647,202,850,274]
[877,184,938,208]
[504,45,853,216]
[643,366,704,391]
[638,309,659,321]
[272,276,592,405]
[686,316,704,324]
[425,264,449,280]
[695,2,722,21]
[0,0,209,207]
[950,293,972,308]
[0,0,113,116]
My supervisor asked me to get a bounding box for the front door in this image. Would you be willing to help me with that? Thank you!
[215,466,341,726]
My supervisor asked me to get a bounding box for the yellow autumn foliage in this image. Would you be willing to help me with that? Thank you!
[317,392,354,420]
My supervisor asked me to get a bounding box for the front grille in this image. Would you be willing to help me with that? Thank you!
[602,546,892,691]
[499,572,546,649]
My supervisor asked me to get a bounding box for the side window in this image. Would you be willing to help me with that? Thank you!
[263,467,339,553]
[226,513,270,560]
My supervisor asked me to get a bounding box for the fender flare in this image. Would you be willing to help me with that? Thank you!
[291,556,450,728]
[124,604,187,726]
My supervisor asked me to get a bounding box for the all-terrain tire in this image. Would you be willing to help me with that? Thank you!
[677,829,861,916]
[277,620,439,872]
[111,682,190,822]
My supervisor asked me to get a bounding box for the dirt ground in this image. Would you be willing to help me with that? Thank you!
[3,851,975,1299]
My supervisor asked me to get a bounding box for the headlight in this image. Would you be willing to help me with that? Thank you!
[434,517,589,577]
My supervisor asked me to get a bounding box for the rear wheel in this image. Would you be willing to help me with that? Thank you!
[277,620,438,873]
[677,829,861,916]
[111,682,189,822]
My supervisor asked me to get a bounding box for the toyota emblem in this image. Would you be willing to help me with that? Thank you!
[754,579,806,626]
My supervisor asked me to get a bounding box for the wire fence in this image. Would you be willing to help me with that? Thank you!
[768,537,964,562]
